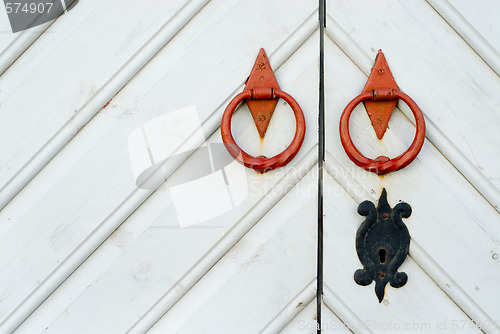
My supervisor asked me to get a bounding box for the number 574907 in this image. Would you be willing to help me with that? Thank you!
[5,2,54,14]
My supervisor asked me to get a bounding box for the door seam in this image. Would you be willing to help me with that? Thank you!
[317,0,326,332]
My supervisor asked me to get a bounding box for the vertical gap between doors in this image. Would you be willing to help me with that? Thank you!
[317,0,326,332]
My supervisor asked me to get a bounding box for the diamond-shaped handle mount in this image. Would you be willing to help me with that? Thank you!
[221,49,306,173]
[339,50,426,175]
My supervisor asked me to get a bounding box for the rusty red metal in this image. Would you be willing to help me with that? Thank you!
[339,51,426,175]
[221,89,305,173]
[245,48,281,138]
[362,50,399,139]
[221,49,306,173]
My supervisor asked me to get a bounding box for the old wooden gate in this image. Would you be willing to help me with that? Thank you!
[0,0,499,333]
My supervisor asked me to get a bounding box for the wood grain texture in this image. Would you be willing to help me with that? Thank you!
[399,0,500,103]
[1,0,498,332]
[279,300,318,334]
[0,0,209,209]
[322,175,482,334]
[279,301,352,334]
[4,10,319,332]
[0,24,50,75]
[427,0,500,75]
[147,168,317,334]
[324,25,500,332]
[260,280,316,334]
[326,0,500,210]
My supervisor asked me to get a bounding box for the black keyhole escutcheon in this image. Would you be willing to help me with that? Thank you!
[354,189,411,302]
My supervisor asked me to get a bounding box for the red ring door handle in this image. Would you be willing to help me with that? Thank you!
[221,49,306,173]
[339,50,426,175]
[221,88,305,173]
[340,90,425,174]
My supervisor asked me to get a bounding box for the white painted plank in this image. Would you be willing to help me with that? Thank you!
[279,301,352,334]
[260,280,316,334]
[1,13,319,331]
[147,168,317,334]
[279,300,318,334]
[323,284,373,334]
[0,0,209,209]
[279,300,353,334]
[326,0,500,208]
[322,174,483,334]
[16,134,317,334]
[0,24,50,75]
[323,37,500,241]
[398,0,500,104]
[320,303,353,334]
[428,0,500,75]
[323,39,500,331]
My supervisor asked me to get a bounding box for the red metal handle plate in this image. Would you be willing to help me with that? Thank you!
[221,88,306,173]
[339,90,425,175]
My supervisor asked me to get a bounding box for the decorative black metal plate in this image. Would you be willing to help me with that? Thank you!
[354,188,411,302]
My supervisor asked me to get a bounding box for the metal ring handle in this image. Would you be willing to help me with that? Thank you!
[339,91,425,175]
[221,89,306,173]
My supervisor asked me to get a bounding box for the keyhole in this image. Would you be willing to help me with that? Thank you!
[379,248,387,264]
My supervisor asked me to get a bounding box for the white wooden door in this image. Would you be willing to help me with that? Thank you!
[1,1,499,333]
[323,0,500,333]
[0,1,320,333]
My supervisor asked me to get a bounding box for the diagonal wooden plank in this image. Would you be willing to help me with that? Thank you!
[0,19,320,332]
[398,0,500,102]
[427,0,500,75]
[147,167,317,334]
[0,24,51,75]
[279,300,354,334]
[326,0,500,210]
[0,0,209,209]
[16,133,317,333]
[323,37,500,331]
[323,36,500,240]
[260,280,316,334]
[320,302,354,334]
[279,300,318,334]
[322,175,482,334]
